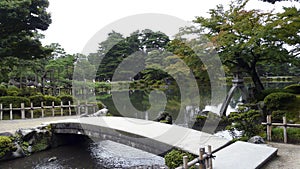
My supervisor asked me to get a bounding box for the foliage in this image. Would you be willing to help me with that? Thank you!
[272,127,300,144]
[284,84,300,94]
[29,95,45,106]
[255,88,293,101]
[186,0,300,93]
[261,0,299,3]
[58,95,74,105]
[271,110,287,122]
[264,92,296,111]
[43,95,61,106]
[226,106,264,139]
[0,87,7,96]
[0,136,16,158]
[0,0,52,60]
[164,149,195,169]
[0,96,30,107]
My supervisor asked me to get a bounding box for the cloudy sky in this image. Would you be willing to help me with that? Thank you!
[41,0,299,54]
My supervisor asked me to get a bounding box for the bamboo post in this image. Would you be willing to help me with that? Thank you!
[30,102,34,119]
[68,101,72,115]
[52,101,55,116]
[195,163,200,169]
[283,116,288,143]
[10,103,13,120]
[21,103,25,119]
[41,102,44,118]
[183,155,188,169]
[77,100,80,115]
[199,147,205,169]
[0,104,3,120]
[85,100,88,114]
[267,115,272,141]
[60,101,64,116]
[207,145,213,169]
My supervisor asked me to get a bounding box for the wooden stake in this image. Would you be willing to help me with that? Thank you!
[283,116,287,143]
[183,155,188,169]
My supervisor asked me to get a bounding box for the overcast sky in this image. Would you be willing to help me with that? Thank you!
[41,0,300,54]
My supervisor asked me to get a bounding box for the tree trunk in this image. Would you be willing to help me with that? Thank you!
[250,68,264,94]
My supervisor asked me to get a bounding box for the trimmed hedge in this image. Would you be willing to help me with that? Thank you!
[0,96,30,107]
[58,95,74,105]
[43,95,61,106]
[29,95,45,106]
[255,88,293,101]
[264,92,296,111]
[284,84,300,94]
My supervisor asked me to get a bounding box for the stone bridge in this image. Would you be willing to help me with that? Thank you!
[48,116,230,156]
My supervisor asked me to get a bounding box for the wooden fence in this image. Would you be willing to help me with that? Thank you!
[176,145,214,169]
[262,115,300,143]
[0,101,98,120]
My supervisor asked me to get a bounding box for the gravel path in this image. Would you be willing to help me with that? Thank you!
[262,142,300,169]
[0,116,79,133]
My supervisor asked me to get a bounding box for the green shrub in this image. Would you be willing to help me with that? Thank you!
[284,84,300,94]
[272,127,300,144]
[164,149,196,169]
[58,95,74,105]
[271,110,287,122]
[0,136,16,158]
[29,95,45,106]
[0,87,7,96]
[18,87,38,97]
[255,88,293,101]
[43,95,61,106]
[0,96,30,107]
[7,86,20,96]
[264,92,296,111]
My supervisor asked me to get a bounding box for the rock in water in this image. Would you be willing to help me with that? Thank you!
[248,136,265,144]
[48,156,57,162]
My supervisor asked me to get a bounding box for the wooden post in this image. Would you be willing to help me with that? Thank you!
[52,101,55,116]
[10,104,13,120]
[85,100,88,114]
[283,116,288,143]
[93,104,96,113]
[30,102,34,119]
[267,115,272,141]
[77,100,80,115]
[60,101,64,116]
[195,163,200,169]
[21,103,25,119]
[183,155,188,169]
[41,102,44,118]
[68,101,72,115]
[207,145,213,169]
[0,104,3,120]
[199,147,205,169]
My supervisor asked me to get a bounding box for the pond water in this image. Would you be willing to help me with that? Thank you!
[0,140,166,169]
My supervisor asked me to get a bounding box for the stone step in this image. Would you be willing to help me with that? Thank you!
[213,141,278,169]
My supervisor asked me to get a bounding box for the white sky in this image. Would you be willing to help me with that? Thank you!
[41,0,300,54]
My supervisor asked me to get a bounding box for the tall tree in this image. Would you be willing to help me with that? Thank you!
[0,0,52,60]
[189,0,300,93]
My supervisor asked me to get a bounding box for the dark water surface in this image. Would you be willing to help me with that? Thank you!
[0,140,165,169]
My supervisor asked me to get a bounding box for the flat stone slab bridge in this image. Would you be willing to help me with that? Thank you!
[43,116,277,169]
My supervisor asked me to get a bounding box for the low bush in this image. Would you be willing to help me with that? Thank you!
[18,87,38,97]
[271,110,287,122]
[264,92,296,111]
[255,88,293,101]
[0,136,16,158]
[272,127,300,144]
[43,95,61,106]
[29,95,45,106]
[164,149,196,169]
[7,86,20,96]
[0,96,30,107]
[58,95,74,105]
[284,84,300,94]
